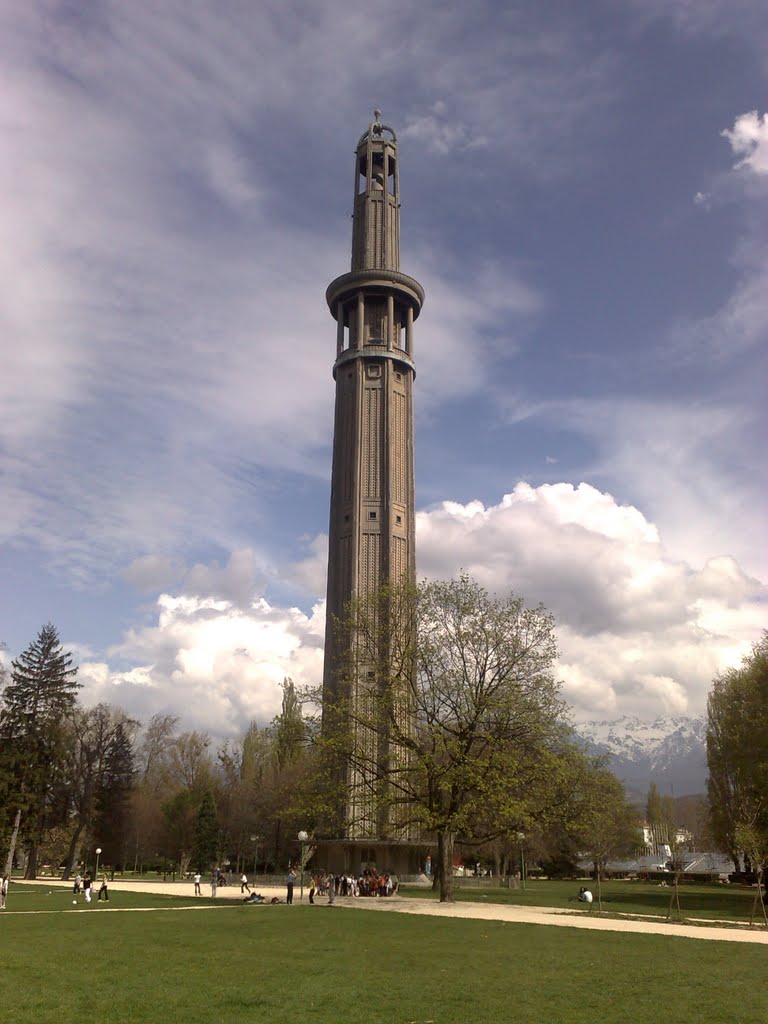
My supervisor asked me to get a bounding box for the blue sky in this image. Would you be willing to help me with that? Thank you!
[1,0,765,736]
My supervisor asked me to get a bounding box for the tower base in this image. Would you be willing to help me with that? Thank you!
[311,838,428,878]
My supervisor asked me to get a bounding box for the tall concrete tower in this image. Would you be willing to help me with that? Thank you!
[322,112,424,852]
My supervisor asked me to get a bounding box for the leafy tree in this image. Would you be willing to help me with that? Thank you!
[273,678,306,771]
[128,714,180,873]
[137,714,180,795]
[646,783,663,832]
[60,704,137,878]
[644,782,676,860]
[0,624,80,877]
[707,633,768,876]
[167,731,213,794]
[161,789,197,876]
[573,760,637,909]
[735,822,768,926]
[323,575,566,902]
[193,791,220,871]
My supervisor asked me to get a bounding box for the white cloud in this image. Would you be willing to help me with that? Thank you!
[402,105,488,155]
[416,483,764,719]
[286,535,329,597]
[123,555,184,593]
[722,111,768,175]
[76,482,764,735]
[183,549,267,607]
[79,594,326,736]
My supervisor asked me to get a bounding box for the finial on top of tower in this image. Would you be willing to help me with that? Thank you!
[373,108,383,134]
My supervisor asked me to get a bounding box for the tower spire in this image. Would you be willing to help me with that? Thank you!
[322,115,424,848]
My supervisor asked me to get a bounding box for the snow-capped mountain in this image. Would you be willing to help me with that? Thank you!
[574,715,708,798]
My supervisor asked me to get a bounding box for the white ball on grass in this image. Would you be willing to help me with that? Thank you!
[72,900,77,905]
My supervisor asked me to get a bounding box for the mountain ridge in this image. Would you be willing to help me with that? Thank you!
[573,714,708,798]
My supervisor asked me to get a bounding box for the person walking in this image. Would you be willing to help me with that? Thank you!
[83,872,93,903]
[308,876,316,905]
[193,871,202,896]
[97,873,109,902]
[286,868,296,904]
[240,872,251,894]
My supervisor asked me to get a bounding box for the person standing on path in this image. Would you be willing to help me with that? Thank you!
[286,868,296,904]
[240,873,251,894]
[194,872,202,896]
[97,873,109,902]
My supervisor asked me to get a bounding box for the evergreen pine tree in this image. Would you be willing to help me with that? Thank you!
[0,623,80,877]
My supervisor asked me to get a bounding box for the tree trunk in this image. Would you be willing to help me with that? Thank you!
[25,842,39,880]
[437,829,455,903]
[596,862,603,912]
[61,823,85,880]
[3,808,22,877]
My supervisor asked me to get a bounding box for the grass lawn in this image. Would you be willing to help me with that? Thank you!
[401,878,768,923]
[1,884,766,1023]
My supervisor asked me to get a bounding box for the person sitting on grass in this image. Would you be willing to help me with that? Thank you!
[576,886,593,904]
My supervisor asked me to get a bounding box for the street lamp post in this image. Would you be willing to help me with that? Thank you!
[95,847,102,881]
[298,831,308,902]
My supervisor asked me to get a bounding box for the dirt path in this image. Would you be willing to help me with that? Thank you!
[20,879,768,944]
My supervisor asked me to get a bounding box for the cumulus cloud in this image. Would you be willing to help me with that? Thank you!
[77,482,764,736]
[722,111,768,174]
[123,555,184,593]
[417,483,764,719]
[79,594,326,736]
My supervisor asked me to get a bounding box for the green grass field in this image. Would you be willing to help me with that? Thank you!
[402,878,768,923]
[1,884,766,1023]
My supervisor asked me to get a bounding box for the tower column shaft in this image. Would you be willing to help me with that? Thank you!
[323,113,424,844]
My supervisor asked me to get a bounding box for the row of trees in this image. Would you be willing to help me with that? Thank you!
[0,624,315,880]
[3,579,675,902]
[706,632,768,917]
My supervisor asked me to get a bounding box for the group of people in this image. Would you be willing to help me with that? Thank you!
[72,871,110,903]
[192,869,228,896]
[303,869,398,904]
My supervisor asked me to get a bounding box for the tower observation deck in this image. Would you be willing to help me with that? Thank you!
[322,112,424,852]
